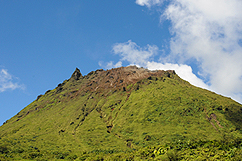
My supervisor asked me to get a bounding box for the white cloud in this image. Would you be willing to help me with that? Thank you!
[134,0,242,103]
[136,0,164,7]
[163,0,242,100]
[106,61,122,69]
[100,0,242,104]
[147,61,209,89]
[0,69,25,92]
[112,40,158,67]
[98,60,122,69]
[101,40,208,91]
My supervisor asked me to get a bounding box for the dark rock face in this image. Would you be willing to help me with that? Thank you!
[71,68,82,80]
[56,84,63,94]
[36,94,43,101]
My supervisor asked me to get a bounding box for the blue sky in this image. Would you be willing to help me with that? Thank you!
[1,0,242,125]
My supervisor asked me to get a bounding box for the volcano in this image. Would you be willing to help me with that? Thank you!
[1,66,242,160]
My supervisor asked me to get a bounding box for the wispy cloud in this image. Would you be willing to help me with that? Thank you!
[99,61,122,69]
[112,40,158,67]
[0,69,25,92]
[102,40,208,91]
[135,0,164,7]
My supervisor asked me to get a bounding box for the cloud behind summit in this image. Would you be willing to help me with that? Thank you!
[101,0,242,103]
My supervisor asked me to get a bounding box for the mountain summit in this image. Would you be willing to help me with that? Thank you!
[71,68,83,80]
[1,66,242,160]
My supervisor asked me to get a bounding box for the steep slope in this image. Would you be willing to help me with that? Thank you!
[0,66,242,160]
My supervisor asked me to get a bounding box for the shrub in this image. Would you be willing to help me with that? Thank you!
[0,145,8,154]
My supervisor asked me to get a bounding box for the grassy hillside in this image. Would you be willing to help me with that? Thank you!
[0,66,242,160]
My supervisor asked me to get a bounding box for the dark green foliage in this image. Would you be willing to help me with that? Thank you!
[24,152,43,159]
[166,150,179,161]
[0,138,241,160]
[154,138,242,160]
[0,145,8,154]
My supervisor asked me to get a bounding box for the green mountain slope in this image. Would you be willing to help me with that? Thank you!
[1,66,242,160]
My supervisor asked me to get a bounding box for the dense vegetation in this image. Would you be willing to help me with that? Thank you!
[1,137,242,160]
[0,66,242,160]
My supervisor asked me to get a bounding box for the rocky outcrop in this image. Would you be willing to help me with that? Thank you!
[64,66,177,96]
[71,68,83,80]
